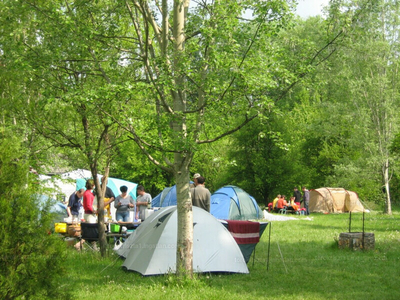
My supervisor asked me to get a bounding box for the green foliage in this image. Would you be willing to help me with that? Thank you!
[2,0,400,221]
[111,140,174,197]
[0,132,70,300]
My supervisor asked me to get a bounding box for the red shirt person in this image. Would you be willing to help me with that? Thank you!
[83,179,96,223]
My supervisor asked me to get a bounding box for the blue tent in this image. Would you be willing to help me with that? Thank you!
[210,185,261,220]
[151,186,176,207]
[76,177,137,200]
[152,184,261,220]
[36,194,68,223]
[151,182,197,208]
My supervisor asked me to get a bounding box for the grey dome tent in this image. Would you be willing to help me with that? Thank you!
[119,206,249,276]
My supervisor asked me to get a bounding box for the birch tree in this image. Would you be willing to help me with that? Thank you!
[324,0,400,214]
[1,0,349,275]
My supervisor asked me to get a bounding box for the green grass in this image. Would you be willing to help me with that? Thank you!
[62,212,400,300]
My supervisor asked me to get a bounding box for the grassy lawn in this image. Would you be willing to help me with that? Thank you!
[62,211,400,300]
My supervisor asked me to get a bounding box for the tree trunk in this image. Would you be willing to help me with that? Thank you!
[91,166,108,256]
[175,163,193,277]
[172,0,193,276]
[383,158,392,215]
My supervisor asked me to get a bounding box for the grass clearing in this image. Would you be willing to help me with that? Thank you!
[62,211,400,300]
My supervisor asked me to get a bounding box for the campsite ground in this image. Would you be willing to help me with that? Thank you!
[63,210,400,300]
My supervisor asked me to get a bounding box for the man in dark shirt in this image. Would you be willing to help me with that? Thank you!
[293,187,302,204]
[67,188,85,222]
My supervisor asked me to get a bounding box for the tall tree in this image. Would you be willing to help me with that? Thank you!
[321,0,400,213]
[111,0,298,276]
[0,1,130,255]
[1,0,352,275]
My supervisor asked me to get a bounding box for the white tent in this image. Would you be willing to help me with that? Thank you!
[59,169,103,201]
[120,206,249,276]
[40,169,138,220]
[61,169,99,180]
[39,169,102,202]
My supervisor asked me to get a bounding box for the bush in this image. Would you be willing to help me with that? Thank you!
[0,134,70,300]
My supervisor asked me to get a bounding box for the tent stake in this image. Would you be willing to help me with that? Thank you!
[267,222,271,271]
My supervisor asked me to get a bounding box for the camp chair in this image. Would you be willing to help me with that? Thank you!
[279,207,287,214]
[79,223,99,251]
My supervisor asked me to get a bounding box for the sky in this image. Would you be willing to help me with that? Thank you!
[296,0,331,19]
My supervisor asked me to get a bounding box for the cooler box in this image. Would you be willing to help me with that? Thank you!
[110,224,120,233]
[55,223,67,233]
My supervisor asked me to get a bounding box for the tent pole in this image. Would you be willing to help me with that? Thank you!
[267,222,271,271]
[349,211,352,232]
[252,245,256,267]
[362,210,365,250]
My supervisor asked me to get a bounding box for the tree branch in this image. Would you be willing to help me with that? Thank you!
[197,113,258,144]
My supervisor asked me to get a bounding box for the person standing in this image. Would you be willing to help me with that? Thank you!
[136,185,152,221]
[190,176,211,212]
[302,186,310,215]
[67,188,84,222]
[114,185,135,222]
[100,177,115,221]
[190,173,201,188]
[83,180,97,223]
[293,187,302,205]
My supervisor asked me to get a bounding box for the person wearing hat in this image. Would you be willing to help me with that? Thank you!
[190,173,201,188]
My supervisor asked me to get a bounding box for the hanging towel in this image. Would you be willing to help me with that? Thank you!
[226,220,260,244]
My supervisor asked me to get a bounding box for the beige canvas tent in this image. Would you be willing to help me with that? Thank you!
[309,187,364,213]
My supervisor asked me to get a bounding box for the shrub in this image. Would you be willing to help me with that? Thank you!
[0,134,70,300]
